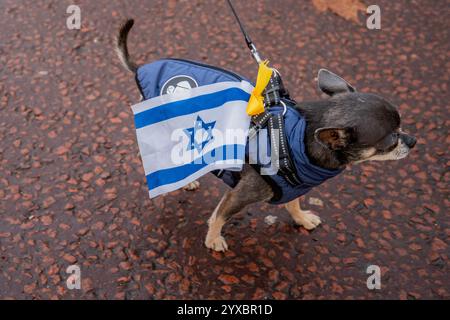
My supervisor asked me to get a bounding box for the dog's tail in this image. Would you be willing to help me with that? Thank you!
[116,19,138,73]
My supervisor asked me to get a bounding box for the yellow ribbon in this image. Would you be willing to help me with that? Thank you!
[246,60,273,116]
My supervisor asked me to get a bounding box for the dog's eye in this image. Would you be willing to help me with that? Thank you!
[377,133,399,152]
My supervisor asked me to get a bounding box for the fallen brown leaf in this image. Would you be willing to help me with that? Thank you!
[312,0,366,23]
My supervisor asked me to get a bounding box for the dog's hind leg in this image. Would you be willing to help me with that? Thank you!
[285,197,321,230]
[205,165,273,252]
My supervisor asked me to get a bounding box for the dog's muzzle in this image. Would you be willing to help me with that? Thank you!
[400,133,416,149]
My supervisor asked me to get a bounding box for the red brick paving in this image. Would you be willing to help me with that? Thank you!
[0,0,448,299]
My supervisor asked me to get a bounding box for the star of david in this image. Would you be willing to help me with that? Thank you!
[183,116,216,153]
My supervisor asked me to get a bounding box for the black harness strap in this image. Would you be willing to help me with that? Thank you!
[254,109,302,186]
[264,74,281,106]
[263,70,291,106]
[269,112,302,186]
[249,70,302,187]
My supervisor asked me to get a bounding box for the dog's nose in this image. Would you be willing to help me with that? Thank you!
[402,134,416,149]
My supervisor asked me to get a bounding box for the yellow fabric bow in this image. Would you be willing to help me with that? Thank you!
[246,60,273,116]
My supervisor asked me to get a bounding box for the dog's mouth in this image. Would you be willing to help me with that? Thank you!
[355,136,416,163]
[391,142,411,160]
[389,133,416,160]
[354,129,417,163]
[360,139,412,162]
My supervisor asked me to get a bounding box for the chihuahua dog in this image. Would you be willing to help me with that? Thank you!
[116,19,416,252]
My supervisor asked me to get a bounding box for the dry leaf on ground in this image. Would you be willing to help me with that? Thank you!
[312,0,366,22]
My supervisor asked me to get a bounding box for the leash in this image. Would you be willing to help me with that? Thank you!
[226,0,262,64]
[226,0,301,187]
[226,0,291,109]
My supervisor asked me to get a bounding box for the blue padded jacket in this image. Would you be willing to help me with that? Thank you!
[218,105,343,204]
[135,59,343,204]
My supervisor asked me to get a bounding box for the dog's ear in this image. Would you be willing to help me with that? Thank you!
[314,127,356,150]
[317,69,356,96]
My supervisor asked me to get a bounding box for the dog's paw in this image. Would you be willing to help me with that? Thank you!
[205,235,228,252]
[183,180,200,191]
[295,211,321,230]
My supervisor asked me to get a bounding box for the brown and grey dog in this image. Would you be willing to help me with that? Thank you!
[116,19,416,252]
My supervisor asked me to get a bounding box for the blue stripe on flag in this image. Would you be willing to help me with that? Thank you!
[146,144,245,190]
[134,87,250,129]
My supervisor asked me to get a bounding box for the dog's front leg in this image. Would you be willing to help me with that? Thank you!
[205,165,273,252]
[285,197,321,230]
[183,180,200,191]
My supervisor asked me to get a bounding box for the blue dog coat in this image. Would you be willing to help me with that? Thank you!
[135,58,343,204]
[256,106,343,204]
[136,58,250,99]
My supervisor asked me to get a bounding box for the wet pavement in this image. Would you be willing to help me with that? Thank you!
[0,0,448,299]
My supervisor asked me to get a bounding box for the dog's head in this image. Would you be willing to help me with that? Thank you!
[303,69,416,168]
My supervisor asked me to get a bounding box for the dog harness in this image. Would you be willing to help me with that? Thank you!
[135,59,343,204]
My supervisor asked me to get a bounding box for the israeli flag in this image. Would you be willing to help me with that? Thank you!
[132,81,253,198]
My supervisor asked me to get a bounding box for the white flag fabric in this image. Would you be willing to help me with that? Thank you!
[131,80,254,198]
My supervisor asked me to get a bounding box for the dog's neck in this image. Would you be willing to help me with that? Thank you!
[295,101,347,170]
